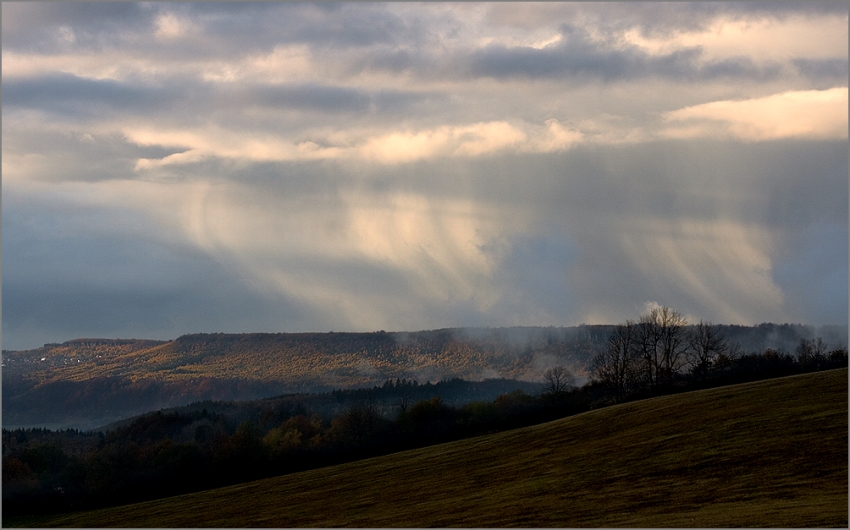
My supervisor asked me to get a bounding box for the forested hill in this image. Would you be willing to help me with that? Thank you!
[3,327,612,386]
[2,324,845,431]
[2,327,612,430]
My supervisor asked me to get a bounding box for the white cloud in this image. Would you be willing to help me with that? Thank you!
[661,87,848,141]
[154,13,185,40]
[130,120,582,168]
[57,26,76,44]
[359,121,527,163]
[87,83,850,177]
[632,14,848,63]
[527,119,584,151]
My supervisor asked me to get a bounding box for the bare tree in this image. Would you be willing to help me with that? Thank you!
[796,337,828,371]
[686,320,728,382]
[543,366,575,395]
[592,320,638,403]
[395,390,412,414]
[637,306,688,389]
[636,319,661,390]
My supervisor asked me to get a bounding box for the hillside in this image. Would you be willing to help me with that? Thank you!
[14,368,847,528]
[2,327,609,429]
[6,323,843,431]
[2,328,609,384]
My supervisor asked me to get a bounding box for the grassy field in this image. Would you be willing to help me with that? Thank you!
[10,368,847,527]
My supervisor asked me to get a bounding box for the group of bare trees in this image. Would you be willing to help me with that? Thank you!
[591,306,731,402]
[795,336,832,371]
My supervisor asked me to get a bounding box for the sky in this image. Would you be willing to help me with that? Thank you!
[2,2,847,351]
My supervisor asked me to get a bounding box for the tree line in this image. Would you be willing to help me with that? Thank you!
[590,306,848,403]
[2,382,588,518]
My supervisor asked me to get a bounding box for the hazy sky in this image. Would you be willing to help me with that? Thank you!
[2,2,847,350]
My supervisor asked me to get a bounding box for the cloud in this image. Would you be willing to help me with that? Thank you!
[773,221,849,325]
[484,2,848,36]
[2,2,847,351]
[793,58,849,81]
[128,119,584,168]
[460,13,840,82]
[2,72,183,118]
[661,87,848,141]
[620,11,848,63]
[5,136,846,349]
[1,122,183,183]
[166,182,510,326]
[251,83,371,113]
[462,25,706,81]
[358,121,527,163]
[617,219,785,324]
[1,2,152,52]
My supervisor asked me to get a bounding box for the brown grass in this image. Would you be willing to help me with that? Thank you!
[11,368,847,528]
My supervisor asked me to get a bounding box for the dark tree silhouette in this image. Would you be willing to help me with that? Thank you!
[543,366,575,395]
[592,320,638,403]
[686,320,728,382]
[796,337,828,371]
[638,306,687,389]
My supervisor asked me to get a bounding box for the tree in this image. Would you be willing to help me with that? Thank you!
[395,388,413,415]
[543,366,575,395]
[686,320,728,383]
[828,346,848,367]
[592,320,638,403]
[328,399,383,448]
[796,337,828,371]
[638,306,687,389]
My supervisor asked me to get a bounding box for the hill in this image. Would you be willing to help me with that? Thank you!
[2,327,610,430]
[13,368,847,528]
[5,323,843,431]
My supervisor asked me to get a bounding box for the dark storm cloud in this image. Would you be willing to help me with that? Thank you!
[1,197,314,350]
[1,2,152,51]
[371,89,443,114]
[3,2,422,65]
[179,2,422,54]
[498,2,848,38]
[3,68,439,126]
[290,5,419,50]
[387,138,847,326]
[250,83,372,113]
[761,140,848,229]
[696,57,783,81]
[2,73,186,118]
[4,137,847,349]
[458,141,848,230]
[793,58,850,81]
[489,234,579,321]
[463,24,782,82]
[773,221,849,326]
[1,271,314,351]
[245,83,441,115]
[366,48,419,73]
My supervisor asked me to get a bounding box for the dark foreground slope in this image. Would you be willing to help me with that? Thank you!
[12,368,847,528]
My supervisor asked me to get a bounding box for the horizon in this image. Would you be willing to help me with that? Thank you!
[3,2,848,351]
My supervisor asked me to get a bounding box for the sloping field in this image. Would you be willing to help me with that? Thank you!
[13,369,847,528]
